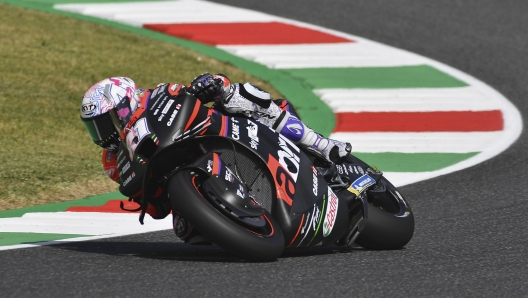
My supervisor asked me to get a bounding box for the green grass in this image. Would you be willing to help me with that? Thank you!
[0,4,282,211]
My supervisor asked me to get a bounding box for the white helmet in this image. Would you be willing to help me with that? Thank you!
[80,77,140,151]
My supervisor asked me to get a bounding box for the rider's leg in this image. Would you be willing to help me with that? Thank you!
[273,110,351,163]
[221,83,351,163]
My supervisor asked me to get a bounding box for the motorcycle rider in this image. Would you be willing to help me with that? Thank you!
[80,74,351,242]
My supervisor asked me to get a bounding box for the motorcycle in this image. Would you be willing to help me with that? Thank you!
[118,90,414,261]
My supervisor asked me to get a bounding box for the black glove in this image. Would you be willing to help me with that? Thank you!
[189,73,223,100]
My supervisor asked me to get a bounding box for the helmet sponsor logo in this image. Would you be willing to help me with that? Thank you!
[81,103,97,116]
[323,187,339,237]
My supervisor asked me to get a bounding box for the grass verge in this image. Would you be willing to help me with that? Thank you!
[0,4,282,210]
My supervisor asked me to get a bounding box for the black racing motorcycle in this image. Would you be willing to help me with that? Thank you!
[120,90,414,261]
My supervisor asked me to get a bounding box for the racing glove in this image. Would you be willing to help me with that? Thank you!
[189,73,231,102]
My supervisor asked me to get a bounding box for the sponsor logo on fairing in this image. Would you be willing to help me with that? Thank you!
[277,134,300,181]
[225,167,234,182]
[309,205,321,232]
[117,154,126,168]
[231,119,240,140]
[122,161,131,174]
[246,120,260,149]
[312,171,318,196]
[336,165,343,175]
[166,109,178,126]
[323,187,339,237]
[358,167,365,175]
[122,174,133,186]
[347,174,376,196]
[157,96,169,122]
[297,203,324,246]
[207,160,213,172]
[150,84,166,100]
[236,184,245,198]
[348,165,355,174]
[162,99,174,115]
[266,135,302,207]
[149,97,161,111]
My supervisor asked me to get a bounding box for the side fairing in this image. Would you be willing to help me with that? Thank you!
[220,116,348,247]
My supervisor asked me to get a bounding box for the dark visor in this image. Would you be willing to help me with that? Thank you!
[81,111,120,148]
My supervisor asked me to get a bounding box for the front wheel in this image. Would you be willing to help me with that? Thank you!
[355,176,415,250]
[168,169,285,261]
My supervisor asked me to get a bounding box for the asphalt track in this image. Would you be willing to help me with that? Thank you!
[1,0,527,297]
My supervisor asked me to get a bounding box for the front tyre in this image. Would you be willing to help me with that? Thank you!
[168,169,285,261]
[355,176,415,250]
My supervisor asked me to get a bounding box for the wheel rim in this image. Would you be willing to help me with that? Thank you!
[189,173,276,237]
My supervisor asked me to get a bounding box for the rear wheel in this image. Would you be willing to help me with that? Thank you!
[355,176,415,249]
[168,169,285,261]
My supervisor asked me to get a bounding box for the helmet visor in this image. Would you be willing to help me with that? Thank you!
[81,112,120,151]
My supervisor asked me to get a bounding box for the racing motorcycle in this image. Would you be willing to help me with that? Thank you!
[119,91,414,262]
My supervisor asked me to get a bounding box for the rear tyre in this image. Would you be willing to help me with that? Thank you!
[168,169,285,261]
[355,176,414,250]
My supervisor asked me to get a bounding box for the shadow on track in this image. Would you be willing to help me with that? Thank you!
[44,230,372,263]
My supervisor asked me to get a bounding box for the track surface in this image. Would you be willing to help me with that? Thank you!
[1,0,527,296]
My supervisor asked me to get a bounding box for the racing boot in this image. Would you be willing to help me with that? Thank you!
[273,111,352,164]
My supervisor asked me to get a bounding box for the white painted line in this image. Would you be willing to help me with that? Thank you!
[0,212,171,235]
[330,132,501,153]
[219,43,429,68]
[315,86,500,112]
[56,0,279,26]
[0,230,175,252]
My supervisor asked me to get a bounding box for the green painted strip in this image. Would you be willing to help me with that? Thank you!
[0,192,125,218]
[1,0,335,136]
[283,65,469,89]
[0,232,90,246]
[354,152,479,172]
[24,0,168,3]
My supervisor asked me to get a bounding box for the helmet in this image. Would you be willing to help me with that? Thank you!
[80,77,140,152]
